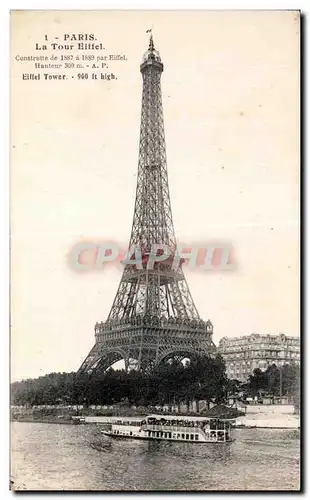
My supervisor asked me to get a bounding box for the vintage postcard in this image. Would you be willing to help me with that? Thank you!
[10,10,300,491]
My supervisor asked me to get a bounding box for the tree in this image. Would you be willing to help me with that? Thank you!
[281,363,300,399]
[225,378,243,398]
[248,368,268,397]
[265,364,280,397]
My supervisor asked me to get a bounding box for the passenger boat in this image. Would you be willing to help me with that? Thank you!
[101,414,234,443]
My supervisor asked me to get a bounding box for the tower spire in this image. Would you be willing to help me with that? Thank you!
[149,33,154,51]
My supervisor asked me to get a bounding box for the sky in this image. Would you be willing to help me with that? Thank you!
[10,10,300,381]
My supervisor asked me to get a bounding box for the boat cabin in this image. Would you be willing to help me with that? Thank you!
[106,414,233,443]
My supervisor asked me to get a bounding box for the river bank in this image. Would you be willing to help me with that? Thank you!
[11,404,300,429]
[11,403,242,425]
[235,414,300,429]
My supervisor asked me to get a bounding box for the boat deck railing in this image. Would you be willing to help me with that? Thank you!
[142,424,225,433]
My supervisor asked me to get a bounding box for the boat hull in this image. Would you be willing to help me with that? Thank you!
[101,430,234,444]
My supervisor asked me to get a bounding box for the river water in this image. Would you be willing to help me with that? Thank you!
[11,422,300,491]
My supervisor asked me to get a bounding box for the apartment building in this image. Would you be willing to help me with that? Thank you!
[218,333,300,382]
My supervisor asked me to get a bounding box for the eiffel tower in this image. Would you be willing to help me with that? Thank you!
[78,35,216,374]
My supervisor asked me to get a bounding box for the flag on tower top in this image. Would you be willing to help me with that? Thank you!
[146,29,152,33]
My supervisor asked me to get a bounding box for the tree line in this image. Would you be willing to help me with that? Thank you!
[11,357,300,409]
[247,363,300,403]
[11,355,229,410]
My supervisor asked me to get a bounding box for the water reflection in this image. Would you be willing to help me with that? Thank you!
[144,438,233,463]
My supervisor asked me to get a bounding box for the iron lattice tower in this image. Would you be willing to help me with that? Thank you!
[79,36,216,374]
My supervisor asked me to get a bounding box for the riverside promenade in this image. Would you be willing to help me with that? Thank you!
[235,404,300,429]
